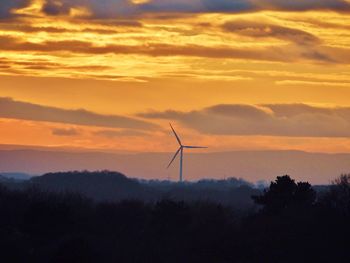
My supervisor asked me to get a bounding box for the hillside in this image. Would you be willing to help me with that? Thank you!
[1,171,259,208]
[30,171,155,202]
[0,148,349,184]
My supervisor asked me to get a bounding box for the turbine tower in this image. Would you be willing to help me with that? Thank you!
[167,123,207,182]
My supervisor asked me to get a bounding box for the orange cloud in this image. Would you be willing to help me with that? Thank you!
[222,20,320,45]
[0,97,157,130]
[39,0,350,19]
[0,35,344,64]
[1,1,350,157]
[139,104,350,137]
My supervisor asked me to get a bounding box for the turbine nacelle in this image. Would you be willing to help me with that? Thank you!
[183,146,207,149]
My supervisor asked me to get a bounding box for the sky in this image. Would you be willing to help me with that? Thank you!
[1,0,350,155]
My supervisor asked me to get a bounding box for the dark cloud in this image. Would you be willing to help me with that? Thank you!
[0,0,31,19]
[1,0,349,20]
[258,0,350,12]
[52,127,80,136]
[40,0,350,19]
[42,1,70,16]
[138,104,350,137]
[144,0,350,14]
[42,0,138,18]
[139,0,252,13]
[0,35,341,63]
[0,97,156,130]
[93,129,148,138]
[223,20,320,45]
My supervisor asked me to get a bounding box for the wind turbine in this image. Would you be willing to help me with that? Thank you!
[167,123,207,182]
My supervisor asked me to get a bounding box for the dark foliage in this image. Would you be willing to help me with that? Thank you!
[252,175,316,214]
[3,171,260,209]
[0,173,349,263]
[319,174,350,216]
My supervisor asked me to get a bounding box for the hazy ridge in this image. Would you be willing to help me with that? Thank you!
[1,148,349,184]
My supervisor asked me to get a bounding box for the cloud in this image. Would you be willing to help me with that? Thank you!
[261,104,350,123]
[223,20,320,45]
[0,97,156,130]
[0,0,30,19]
[40,0,350,19]
[255,0,350,12]
[42,1,71,16]
[286,17,350,31]
[52,127,80,136]
[138,104,350,137]
[275,80,350,87]
[0,23,140,34]
[42,0,139,17]
[138,0,253,13]
[93,129,148,138]
[0,35,340,63]
[1,0,349,20]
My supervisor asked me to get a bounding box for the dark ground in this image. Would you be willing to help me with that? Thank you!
[1,172,349,263]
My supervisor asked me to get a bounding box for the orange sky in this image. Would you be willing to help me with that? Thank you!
[1,0,350,153]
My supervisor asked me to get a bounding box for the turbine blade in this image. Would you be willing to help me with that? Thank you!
[169,123,182,146]
[183,146,208,149]
[167,147,181,168]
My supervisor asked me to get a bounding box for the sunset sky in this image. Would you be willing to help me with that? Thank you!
[1,0,350,154]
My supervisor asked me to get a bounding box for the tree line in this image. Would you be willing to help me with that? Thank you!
[0,173,349,263]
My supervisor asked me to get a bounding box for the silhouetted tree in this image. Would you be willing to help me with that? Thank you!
[3,173,350,263]
[321,174,350,216]
[252,175,315,214]
[294,181,316,206]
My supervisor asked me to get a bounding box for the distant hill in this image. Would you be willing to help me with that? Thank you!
[29,171,155,202]
[0,170,331,209]
[0,148,349,184]
[141,177,259,207]
[0,172,32,180]
[0,171,260,208]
